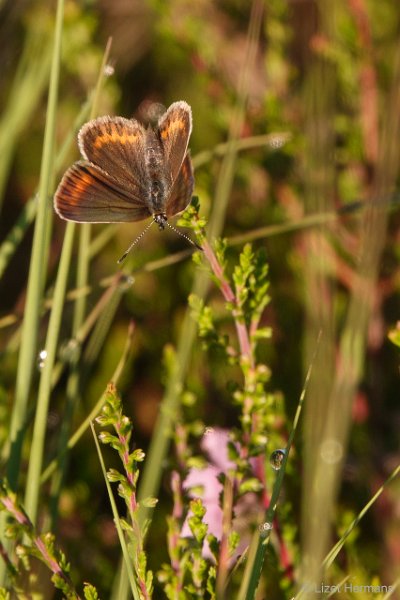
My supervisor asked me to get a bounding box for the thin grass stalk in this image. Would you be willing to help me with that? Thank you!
[137,0,264,532]
[0,26,52,210]
[192,132,291,169]
[49,39,113,527]
[41,321,134,484]
[69,36,112,332]
[322,464,400,570]
[70,38,113,333]
[207,0,263,241]
[382,577,400,600]
[300,0,338,586]
[301,33,400,592]
[47,276,125,522]
[24,222,75,523]
[90,422,141,600]
[5,0,65,491]
[292,463,400,600]
[239,333,321,600]
[0,199,37,281]
[216,477,234,598]
[0,97,92,280]
[48,227,90,526]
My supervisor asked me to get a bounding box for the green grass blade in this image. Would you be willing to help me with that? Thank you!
[90,421,141,600]
[24,222,75,523]
[49,39,113,526]
[192,132,291,169]
[6,0,65,492]
[40,321,135,485]
[322,463,400,570]
[238,332,321,600]
[0,96,91,280]
[0,24,52,211]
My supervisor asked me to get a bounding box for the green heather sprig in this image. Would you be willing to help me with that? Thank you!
[157,414,217,599]
[96,383,155,600]
[158,472,217,599]
[178,203,289,596]
[187,228,279,468]
[0,481,98,599]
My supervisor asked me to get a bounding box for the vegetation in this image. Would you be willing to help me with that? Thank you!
[0,0,399,598]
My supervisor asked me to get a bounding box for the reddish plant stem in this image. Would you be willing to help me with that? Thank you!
[202,239,253,367]
[169,471,184,591]
[202,239,235,303]
[1,495,81,597]
[216,477,233,597]
[348,0,379,167]
[115,425,137,515]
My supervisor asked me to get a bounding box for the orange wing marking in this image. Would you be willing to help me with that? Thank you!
[160,120,187,140]
[94,131,140,148]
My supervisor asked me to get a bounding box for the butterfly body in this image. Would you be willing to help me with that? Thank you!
[144,127,171,216]
[54,101,194,227]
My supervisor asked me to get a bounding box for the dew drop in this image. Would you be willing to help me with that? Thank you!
[119,274,135,291]
[268,133,288,149]
[37,349,47,370]
[258,521,273,536]
[320,439,343,465]
[104,64,115,77]
[47,410,60,428]
[59,338,80,364]
[269,448,286,471]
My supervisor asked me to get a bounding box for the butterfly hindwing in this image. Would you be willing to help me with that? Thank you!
[54,161,151,223]
[165,154,194,218]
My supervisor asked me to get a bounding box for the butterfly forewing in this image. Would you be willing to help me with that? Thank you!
[79,116,148,191]
[158,101,192,184]
[54,161,151,223]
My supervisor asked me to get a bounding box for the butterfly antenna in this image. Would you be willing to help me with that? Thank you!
[164,221,203,251]
[117,220,155,264]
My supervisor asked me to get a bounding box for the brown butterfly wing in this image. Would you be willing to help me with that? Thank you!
[78,116,148,192]
[158,101,192,184]
[165,154,194,218]
[54,161,151,223]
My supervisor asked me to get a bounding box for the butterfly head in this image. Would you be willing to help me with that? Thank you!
[154,213,168,230]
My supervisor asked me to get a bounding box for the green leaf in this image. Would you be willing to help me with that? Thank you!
[190,498,206,518]
[83,583,100,600]
[388,323,400,347]
[252,327,272,340]
[97,431,119,446]
[206,534,219,562]
[206,566,217,598]
[188,516,208,544]
[228,530,240,555]
[131,448,146,462]
[141,496,158,508]
[106,468,125,483]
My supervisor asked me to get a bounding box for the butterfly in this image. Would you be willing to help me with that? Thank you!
[54,101,197,261]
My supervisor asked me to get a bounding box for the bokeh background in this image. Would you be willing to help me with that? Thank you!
[1,0,400,597]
